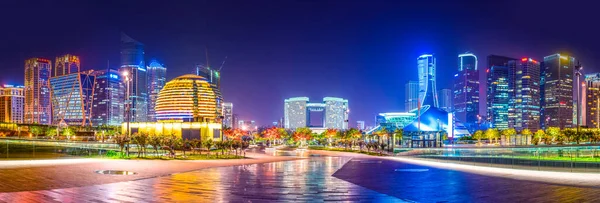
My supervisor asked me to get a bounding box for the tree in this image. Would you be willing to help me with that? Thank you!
[261,127,281,146]
[485,128,499,144]
[29,126,43,139]
[226,129,246,141]
[546,127,561,145]
[325,128,339,146]
[533,130,544,145]
[46,128,58,140]
[63,127,75,141]
[293,127,313,147]
[148,135,162,157]
[204,139,214,156]
[562,128,578,144]
[375,127,389,144]
[501,128,517,146]
[131,133,148,158]
[521,129,533,145]
[114,135,129,155]
[473,130,484,145]
[393,129,403,147]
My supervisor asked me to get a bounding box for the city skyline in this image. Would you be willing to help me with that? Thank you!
[1,0,599,126]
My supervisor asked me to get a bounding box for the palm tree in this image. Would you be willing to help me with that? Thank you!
[473,130,484,145]
[521,129,532,145]
[501,128,517,146]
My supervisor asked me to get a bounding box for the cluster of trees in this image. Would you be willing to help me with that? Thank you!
[471,127,600,146]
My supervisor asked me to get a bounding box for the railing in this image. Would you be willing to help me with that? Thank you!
[0,138,122,160]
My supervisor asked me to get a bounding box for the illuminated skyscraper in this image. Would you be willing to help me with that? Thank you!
[454,53,479,132]
[91,69,125,126]
[196,65,220,89]
[404,80,419,111]
[223,102,233,128]
[54,54,80,77]
[323,97,349,129]
[542,54,575,129]
[119,33,148,122]
[147,60,167,121]
[439,89,452,112]
[508,58,541,132]
[49,71,96,126]
[284,97,309,129]
[0,85,24,123]
[155,74,223,122]
[417,54,438,107]
[356,120,365,130]
[486,55,514,130]
[24,58,52,125]
[585,73,600,128]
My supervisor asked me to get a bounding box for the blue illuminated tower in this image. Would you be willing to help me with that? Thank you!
[454,53,479,132]
[417,54,438,108]
[119,33,148,122]
[147,60,166,122]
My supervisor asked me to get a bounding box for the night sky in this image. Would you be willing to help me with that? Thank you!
[1,0,599,127]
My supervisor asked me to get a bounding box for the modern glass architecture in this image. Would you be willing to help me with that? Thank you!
[54,54,80,77]
[405,80,419,112]
[486,55,514,130]
[453,53,479,132]
[155,74,223,122]
[284,97,349,130]
[223,102,233,128]
[542,54,575,129]
[24,58,52,125]
[91,69,125,126]
[147,60,167,122]
[119,33,148,122]
[196,65,221,89]
[585,73,600,128]
[0,85,24,123]
[49,71,96,126]
[417,54,438,108]
[439,89,452,112]
[508,58,541,132]
[356,120,365,130]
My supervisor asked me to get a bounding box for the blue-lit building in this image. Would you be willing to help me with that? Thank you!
[417,54,438,108]
[91,69,124,126]
[486,55,514,130]
[541,54,575,129]
[453,53,479,132]
[147,60,167,122]
[49,71,96,126]
[508,58,541,132]
[119,33,148,122]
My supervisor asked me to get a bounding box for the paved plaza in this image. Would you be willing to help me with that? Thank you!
[1,150,600,202]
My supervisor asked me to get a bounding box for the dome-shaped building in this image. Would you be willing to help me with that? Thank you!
[155,74,223,122]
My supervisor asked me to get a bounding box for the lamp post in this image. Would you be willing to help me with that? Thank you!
[575,63,583,134]
[122,71,131,157]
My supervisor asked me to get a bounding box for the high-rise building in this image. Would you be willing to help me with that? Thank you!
[155,74,223,122]
[542,54,575,129]
[24,58,52,125]
[439,89,453,112]
[0,85,24,123]
[223,102,233,128]
[120,33,148,122]
[91,69,125,126]
[284,97,309,129]
[404,80,419,111]
[417,54,438,107]
[147,60,167,122]
[486,55,514,130]
[356,120,365,130]
[49,71,96,126]
[508,58,541,132]
[232,114,239,129]
[196,65,220,89]
[323,97,349,129]
[454,53,479,132]
[54,54,80,77]
[585,73,600,128]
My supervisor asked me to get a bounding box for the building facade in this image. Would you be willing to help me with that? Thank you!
[0,85,24,123]
[284,97,349,130]
[417,54,438,107]
[439,89,452,112]
[356,120,365,130]
[508,58,541,132]
[405,80,419,111]
[284,97,309,129]
[196,65,221,89]
[120,33,148,122]
[24,58,52,125]
[49,72,96,126]
[453,53,479,132]
[147,60,167,122]
[223,102,233,128]
[586,73,600,128]
[542,54,575,129]
[54,54,80,77]
[91,69,125,126]
[155,74,223,122]
[486,55,514,130]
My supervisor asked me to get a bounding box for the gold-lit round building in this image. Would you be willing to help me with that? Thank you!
[155,74,223,122]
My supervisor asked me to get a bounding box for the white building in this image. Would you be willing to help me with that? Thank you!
[222,102,233,128]
[284,97,348,130]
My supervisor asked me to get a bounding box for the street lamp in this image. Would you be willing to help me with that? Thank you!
[122,71,131,156]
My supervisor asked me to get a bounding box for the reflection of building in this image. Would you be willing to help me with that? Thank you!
[508,58,541,132]
[439,89,452,112]
[49,72,96,126]
[284,97,349,130]
[155,74,223,122]
[356,120,365,130]
[405,80,419,111]
[454,53,479,132]
[119,33,148,122]
[147,60,167,122]
[417,54,438,107]
[24,58,52,125]
[586,73,600,128]
[486,55,514,130]
[122,122,222,140]
[0,85,24,123]
[91,69,124,126]
[542,54,575,129]
[54,54,80,77]
[223,102,233,128]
